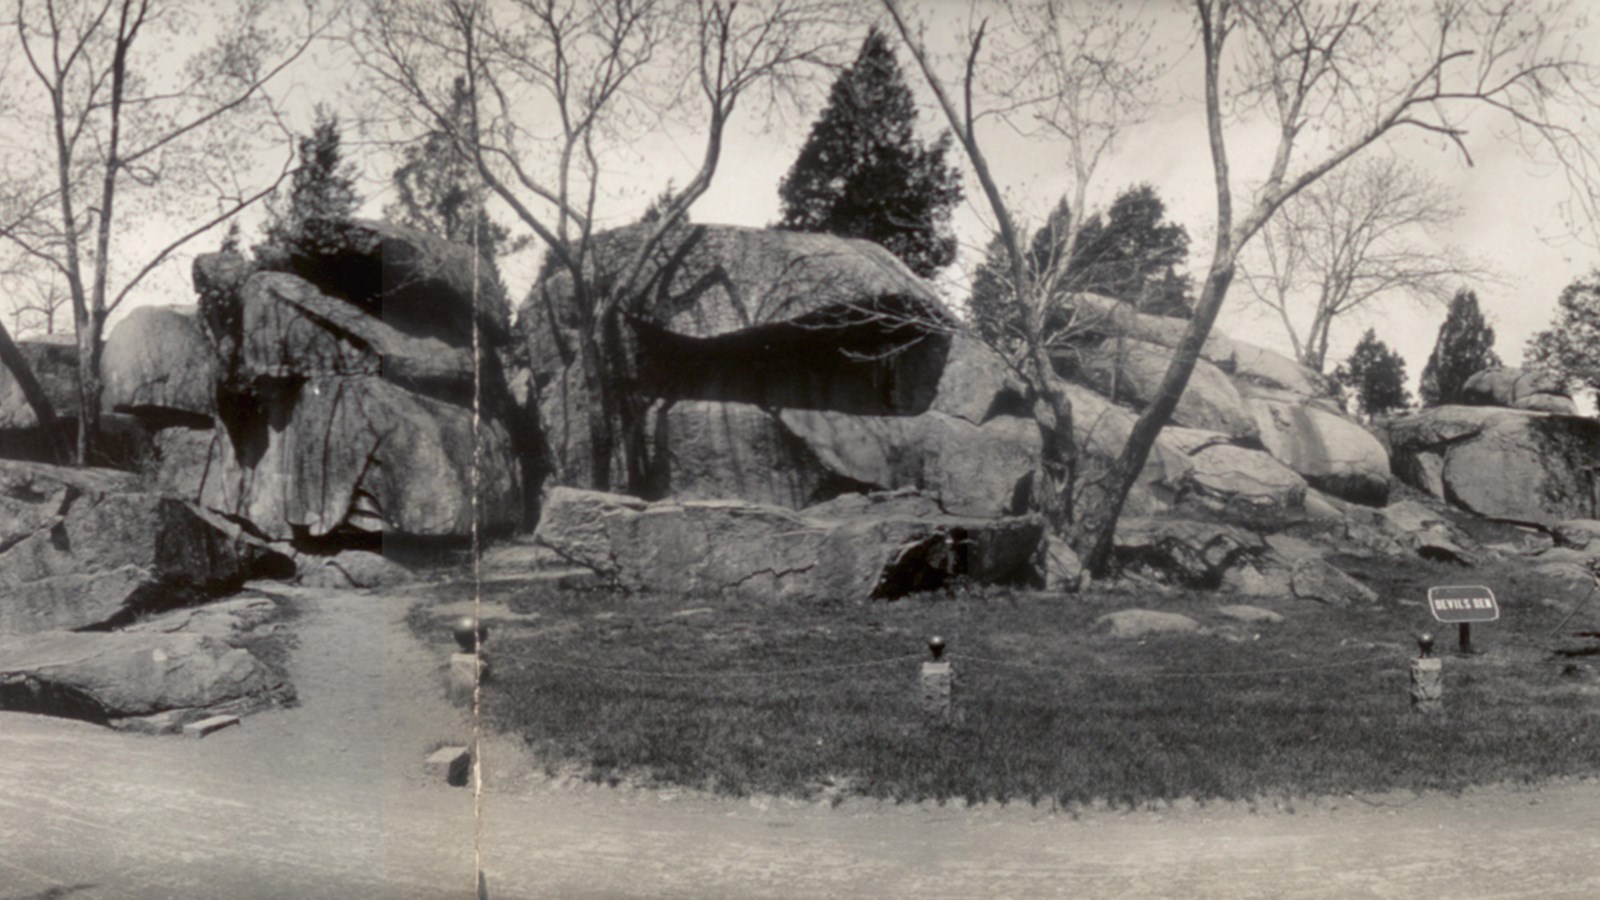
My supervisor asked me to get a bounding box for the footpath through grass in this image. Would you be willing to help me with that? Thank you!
[411,556,1600,807]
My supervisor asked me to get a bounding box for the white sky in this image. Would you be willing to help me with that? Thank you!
[32,0,1600,401]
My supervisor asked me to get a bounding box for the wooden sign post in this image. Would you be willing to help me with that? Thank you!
[1427,585,1499,655]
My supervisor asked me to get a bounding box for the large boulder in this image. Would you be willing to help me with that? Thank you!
[532,487,1042,600]
[1070,294,1334,397]
[101,305,216,424]
[1161,427,1307,513]
[265,218,512,345]
[642,400,845,509]
[1384,406,1600,525]
[777,408,1039,517]
[1062,382,1191,514]
[1461,366,1576,415]
[532,223,945,343]
[523,223,1036,516]
[1245,385,1390,505]
[194,376,522,540]
[1079,339,1258,440]
[0,461,290,634]
[0,631,282,725]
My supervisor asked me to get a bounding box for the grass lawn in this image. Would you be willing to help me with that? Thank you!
[409,554,1600,807]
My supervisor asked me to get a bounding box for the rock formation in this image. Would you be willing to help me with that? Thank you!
[0,461,291,634]
[1385,404,1600,525]
[175,218,526,543]
[524,224,1039,517]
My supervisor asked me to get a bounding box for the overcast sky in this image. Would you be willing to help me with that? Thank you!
[32,0,1599,399]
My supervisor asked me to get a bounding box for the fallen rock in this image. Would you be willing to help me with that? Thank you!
[298,550,413,589]
[532,487,1041,600]
[1368,500,1479,565]
[0,630,282,726]
[1290,558,1378,607]
[1095,609,1205,639]
[0,461,291,634]
[1384,406,1600,525]
[101,305,217,424]
[1112,517,1267,587]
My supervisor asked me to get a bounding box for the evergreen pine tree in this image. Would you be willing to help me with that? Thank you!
[1069,184,1192,317]
[777,27,963,278]
[1526,271,1600,409]
[261,106,360,253]
[967,185,1192,345]
[386,77,522,288]
[1420,288,1500,406]
[1333,328,1410,417]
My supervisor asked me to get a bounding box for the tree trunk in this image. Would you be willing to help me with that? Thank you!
[1076,259,1237,576]
[0,321,67,464]
[73,313,107,466]
[578,326,614,492]
[1027,343,1075,533]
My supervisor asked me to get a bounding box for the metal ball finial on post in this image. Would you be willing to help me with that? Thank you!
[920,635,954,720]
[448,617,491,704]
[1410,631,1443,714]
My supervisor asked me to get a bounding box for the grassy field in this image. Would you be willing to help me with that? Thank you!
[409,553,1600,807]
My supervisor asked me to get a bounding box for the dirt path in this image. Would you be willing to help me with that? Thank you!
[3,584,1599,899]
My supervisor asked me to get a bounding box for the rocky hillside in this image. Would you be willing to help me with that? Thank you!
[5,218,1600,730]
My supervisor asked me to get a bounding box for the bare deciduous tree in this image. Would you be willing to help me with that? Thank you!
[1078,0,1600,575]
[355,0,851,492]
[1236,155,1484,373]
[0,0,322,463]
[882,0,1165,538]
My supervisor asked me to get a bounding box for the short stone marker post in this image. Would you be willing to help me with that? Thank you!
[1410,632,1443,714]
[425,745,472,787]
[449,617,491,706]
[921,636,954,721]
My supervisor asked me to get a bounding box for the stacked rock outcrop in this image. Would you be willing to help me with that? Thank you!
[1383,369,1600,525]
[165,219,525,543]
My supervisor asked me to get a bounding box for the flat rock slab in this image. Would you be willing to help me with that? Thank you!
[533,487,1042,601]
[1095,609,1205,639]
[125,596,279,643]
[0,631,283,724]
